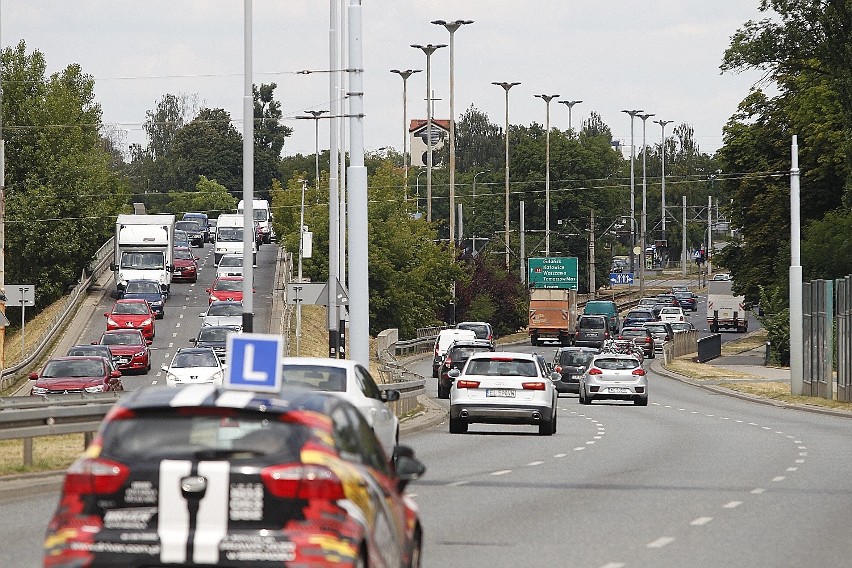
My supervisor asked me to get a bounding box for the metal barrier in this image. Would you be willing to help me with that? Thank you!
[697,333,722,363]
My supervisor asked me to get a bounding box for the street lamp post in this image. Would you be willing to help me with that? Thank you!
[654,119,673,241]
[493,81,520,270]
[558,99,583,133]
[411,43,446,224]
[621,109,643,276]
[390,69,422,202]
[297,110,329,190]
[637,112,655,298]
[534,94,559,257]
[432,19,473,245]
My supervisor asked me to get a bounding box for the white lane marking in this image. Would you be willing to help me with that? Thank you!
[723,501,742,509]
[735,419,743,423]
[179,313,184,319]
[526,461,544,467]
[599,563,626,568]
[772,476,786,482]
[786,467,798,472]
[573,447,586,451]
[751,488,766,494]
[151,380,157,385]
[799,452,808,456]
[586,441,596,445]
[168,343,174,348]
[691,517,713,526]
[748,422,758,426]
[762,426,771,430]
[797,445,806,449]
[491,470,512,476]
[554,453,567,458]
[795,459,805,464]
[722,417,730,420]
[663,404,671,408]
[647,537,675,548]
[795,441,803,444]
[173,333,178,337]
[706,414,714,417]
[594,436,602,440]
[775,431,784,434]
[447,481,468,487]
[692,411,699,414]
[175,322,181,328]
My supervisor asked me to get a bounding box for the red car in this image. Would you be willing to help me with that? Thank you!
[206,276,248,304]
[171,245,199,283]
[104,299,155,341]
[94,329,151,374]
[29,356,123,395]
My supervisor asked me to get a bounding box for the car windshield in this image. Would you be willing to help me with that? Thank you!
[67,347,111,358]
[593,358,640,370]
[219,256,243,267]
[113,302,149,315]
[174,249,194,260]
[197,328,234,342]
[43,359,104,378]
[125,281,161,295]
[171,351,219,368]
[176,221,203,232]
[208,303,241,316]
[674,291,692,298]
[101,332,142,345]
[217,227,243,242]
[214,279,242,291]
[281,366,347,392]
[120,252,164,270]
[645,324,668,334]
[558,351,595,367]
[660,308,680,314]
[449,347,490,361]
[100,410,309,462]
[466,358,538,377]
[253,209,268,221]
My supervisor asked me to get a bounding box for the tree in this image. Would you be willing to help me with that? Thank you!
[167,175,237,217]
[253,83,291,200]
[2,41,128,308]
[169,108,243,194]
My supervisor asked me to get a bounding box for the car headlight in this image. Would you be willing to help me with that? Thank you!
[31,386,49,395]
[85,385,105,393]
[141,318,153,326]
[134,349,147,357]
[107,318,119,326]
[151,300,163,307]
[212,371,224,383]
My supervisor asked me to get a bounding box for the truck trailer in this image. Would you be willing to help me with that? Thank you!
[111,214,175,294]
[528,288,578,346]
[706,280,748,333]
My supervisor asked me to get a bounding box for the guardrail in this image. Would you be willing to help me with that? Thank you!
[0,237,114,391]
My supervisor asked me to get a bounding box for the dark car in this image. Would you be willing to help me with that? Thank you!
[623,308,656,327]
[183,211,211,242]
[618,325,656,358]
[456,321,496,348]
[172,246,199,283]
[121,279,166,318]
[574,314,611,348]
[94,329,152,373]
[175,219,205,247]
[551,346,599,394]
[29,356,122,395]
[66,344,121,372]
[674,290,698,311]
[190,324,241,361]
[437,339,495,398]
[43,386,426,568]
[652,294,680,317]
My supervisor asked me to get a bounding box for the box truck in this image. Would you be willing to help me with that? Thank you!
[706,280,748,333]
[237,199,275,244]
[214,213,257,265]
[111,214,175,294]
[528,288,578,346]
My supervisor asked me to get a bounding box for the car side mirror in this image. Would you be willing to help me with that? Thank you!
[146,339,153,346]
[161,365,169,372]
[28,372,38,380]
[381,389,400,403]
[110,370,121,379]
[448,368,461,379]
[394,453,426,492]
[189,338,197,344]
[550,371,561,381]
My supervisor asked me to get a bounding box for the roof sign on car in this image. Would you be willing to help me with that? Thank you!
[225,333,284,393]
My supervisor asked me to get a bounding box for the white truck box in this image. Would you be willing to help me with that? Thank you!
[112,214,175,293]
[237,199,275,244]
[706,280,748,333]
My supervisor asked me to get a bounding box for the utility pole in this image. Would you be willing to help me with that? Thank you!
[682,196,687,277]
[589,210,596,298]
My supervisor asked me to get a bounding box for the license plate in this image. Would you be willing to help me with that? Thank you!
[486,389,515,398]
[117,357,130,364]
[607,387,631,393]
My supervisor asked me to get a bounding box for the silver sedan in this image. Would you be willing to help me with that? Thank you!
[579,353,648,406]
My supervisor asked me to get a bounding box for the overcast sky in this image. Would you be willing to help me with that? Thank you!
[3,1,768,159]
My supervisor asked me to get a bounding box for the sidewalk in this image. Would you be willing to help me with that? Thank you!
[704,346,791,382]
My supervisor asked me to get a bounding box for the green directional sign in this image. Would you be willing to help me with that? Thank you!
[528,257,578,290]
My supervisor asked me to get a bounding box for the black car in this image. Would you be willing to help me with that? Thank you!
[175,219,205,247]
[623,308,656,327]
[652,294,680,317]
[190,324,241,361]
[121,279,166,318]
[674,290,698,311]
[551,346,599,394]
[437,339,495,398]
[574,314,610,348]
[618,325,656,358]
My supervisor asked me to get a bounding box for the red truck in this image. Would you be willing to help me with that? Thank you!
[529,289,579,346]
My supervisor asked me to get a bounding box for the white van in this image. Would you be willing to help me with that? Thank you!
[237,199,275,244]
[214,213,257,265]
[432,329,477,377]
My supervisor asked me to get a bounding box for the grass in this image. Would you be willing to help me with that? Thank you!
[1,298,69,395]
[0,434,86,476]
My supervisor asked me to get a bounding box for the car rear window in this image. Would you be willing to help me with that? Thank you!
[467,358,537,377]
[558,351,595,366]
[208,303,241,316]
[281,365,347,392]
[449,347,490,360]
[620,329,646,338]
[457,323,490,339]
[626,310,652,319]
[100,410,310,463]
[593,358,640,370]
[579,317,606,329]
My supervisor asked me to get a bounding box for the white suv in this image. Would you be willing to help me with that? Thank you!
[448,351,558,436]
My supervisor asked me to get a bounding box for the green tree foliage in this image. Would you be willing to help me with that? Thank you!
[802,209,852,279]
[455,253,528,337]
[169,108,243,194]
[756,285,790,365]
[2,41,129,308]
[455,105,504,172]
[254,84,291,201]
[166,175,237,218]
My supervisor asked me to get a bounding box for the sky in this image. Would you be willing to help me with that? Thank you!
[2,1,770,160]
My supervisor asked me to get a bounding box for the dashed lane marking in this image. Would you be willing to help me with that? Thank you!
[491,470,512,476]
[723,501,742,509]
[751,488,766,494]
[647,537,675,549]
[691,517,713,526]
[526,461,544,467]
[772,476,786,482]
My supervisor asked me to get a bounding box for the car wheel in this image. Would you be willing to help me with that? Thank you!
[538,418,554,436]
[432,367,438,379]
[449,417,467,434]
[634,396,648,406]
[408,530,422,568]
[530,337,539,346]
[649,351,655,359]
[437,383,450,399]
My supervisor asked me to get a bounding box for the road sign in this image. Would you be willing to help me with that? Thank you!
[609,272,634,285]
[286,279,349,306]
[225,333,283,393]
[5,285,35,306]
[528,257,578,290]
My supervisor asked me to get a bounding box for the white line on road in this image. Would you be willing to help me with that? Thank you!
[751,488,766,494]
[491,470,512,476]
[647,537,675,548]
[772,476,786,482]
[795,441,803,444]
[179,314,184,319]
[586,441,596,445]
[691,517,713,526]
[447,481,468,487]
[799,452,808,456]
[795,459,805,464]
[554,453,567,458]
[786,467,798,472]
[526,461,544,467]
[151,380,157,385]
[573,447,586,451]
[599,563,626,568]
[168,343,173,348]
[173,333,178,337]
[723,501,742,509]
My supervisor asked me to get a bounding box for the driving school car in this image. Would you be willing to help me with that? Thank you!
[43,385,425,568]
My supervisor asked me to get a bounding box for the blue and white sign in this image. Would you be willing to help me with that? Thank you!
[225,333,284,393]
[609,272,634,285]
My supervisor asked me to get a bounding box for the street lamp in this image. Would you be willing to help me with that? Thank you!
[654,119,673,241]
[621,109,643,275]
[534,93,559,256]
[411,43,446,223]
[637,112,655,298]
[432,19,473,245]
[296,110,329,190]
[493,81,521,270]
[558,99,583,133]
[389,69,422,199]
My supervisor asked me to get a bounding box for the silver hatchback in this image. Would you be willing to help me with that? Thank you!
[579,353,648,406]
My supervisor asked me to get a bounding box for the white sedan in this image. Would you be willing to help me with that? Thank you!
[280,357,401,457]
[161,347,224,387]
[448,351,559,436]
[659,306,687,323]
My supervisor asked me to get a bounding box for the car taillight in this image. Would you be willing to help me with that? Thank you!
[522,382,546,390]
[456,380,480,389]
[645,338,651,343]
[604,331,610,339]
[632,369,646,376]
[63,458,129,496]
[444,356,452,368]
[261,464,345,500]
[588,368,603,375]
[554,365,562,373]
